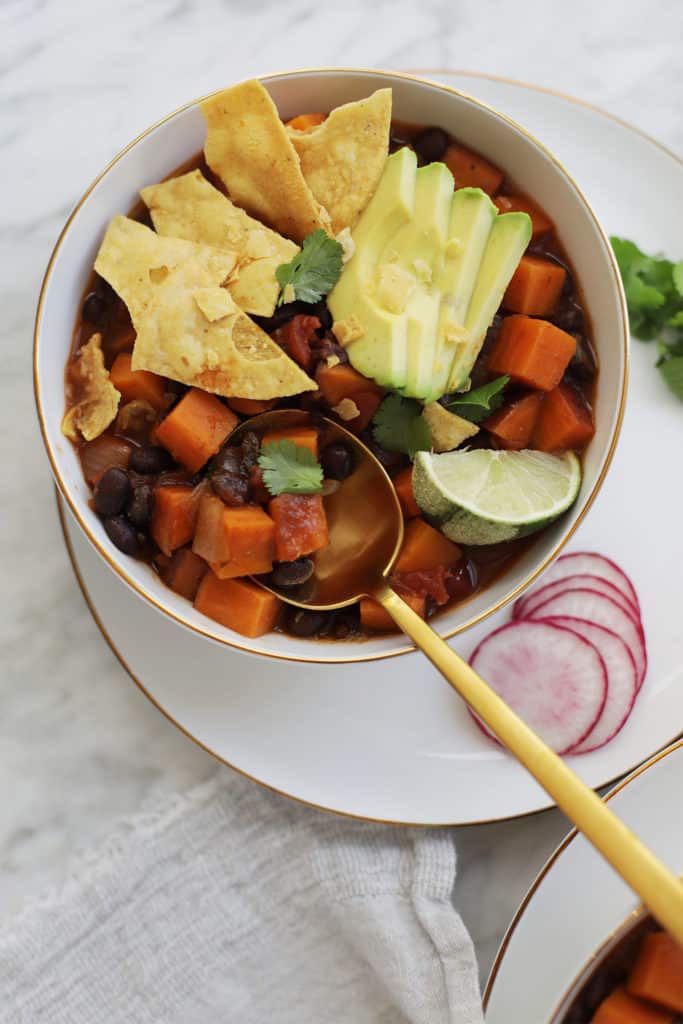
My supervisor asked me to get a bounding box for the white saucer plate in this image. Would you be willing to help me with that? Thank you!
[57,72,683,825]
[483,739,683,1021]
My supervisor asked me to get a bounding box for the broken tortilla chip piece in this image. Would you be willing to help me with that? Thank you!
[62,333,120,441]
[201,80,331,244]
[94,217,316,400]
[288,89,391,234]
[141,170,298,317]
[94,215,237,321]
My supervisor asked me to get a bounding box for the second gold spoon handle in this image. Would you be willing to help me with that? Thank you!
[375,584,683,943]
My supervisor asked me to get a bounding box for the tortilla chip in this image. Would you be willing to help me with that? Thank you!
[201,80,331,244]
[62,333,120,441]
[94,217,316,400]
[288,89,391,233]
[94,215,237,320]
[141,170,298,317]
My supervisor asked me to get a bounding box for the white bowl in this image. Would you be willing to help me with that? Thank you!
[34,68,628,664]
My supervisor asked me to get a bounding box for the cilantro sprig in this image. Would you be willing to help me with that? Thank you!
[445,376,509,423]
[258,440,323,496]
[275,230,344,306]
[611,237,683,401]
[372,395,432,459]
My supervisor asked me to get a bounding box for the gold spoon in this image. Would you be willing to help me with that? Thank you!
[233,408,683,943]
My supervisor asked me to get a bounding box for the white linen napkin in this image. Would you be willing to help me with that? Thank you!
[0,770,482,1024]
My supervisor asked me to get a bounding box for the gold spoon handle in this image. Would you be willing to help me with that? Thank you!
[375,584,683,943]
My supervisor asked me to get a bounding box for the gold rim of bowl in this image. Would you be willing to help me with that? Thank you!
[35,67,629,665]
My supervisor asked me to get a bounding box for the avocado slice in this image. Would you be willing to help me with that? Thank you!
[328,147,416,387]
[396,162,453,399]
[448,211,532,391]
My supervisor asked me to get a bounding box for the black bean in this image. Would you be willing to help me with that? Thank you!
[286,608,328,637]
[271,558,315,588]
[211,470,248,506]
[213,445,243,476]
[412,127,449,164]
[554,300,584,334]
[567,334,598,381]
[130,445,172,475]
[321,442,353,481]
[103,515,140,555]
[240,432,260,471]
[363,436,404,474]
[309,300,332,332]
[82,291,107,326]
[126,482,155,528]
[93,468,131,517]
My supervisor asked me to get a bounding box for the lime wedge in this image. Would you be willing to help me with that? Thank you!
[412,448,581,545]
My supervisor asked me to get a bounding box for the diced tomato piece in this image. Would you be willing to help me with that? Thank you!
[269,493,329,562]
[394,565,452,606]
[273,315,321,371]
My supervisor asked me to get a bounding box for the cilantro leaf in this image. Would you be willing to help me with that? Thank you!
[674,260,683,298]
[611,237,683,404]
[372,395,432,459]
[610,236,683,340]
[275,230,343,306]
[658,354,683,402]
[446,376,509,423]
[257,440,323,496]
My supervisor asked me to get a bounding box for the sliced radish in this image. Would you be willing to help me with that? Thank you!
[531,552,640,615]
[525,589,647,689]
[515,574,641,626]
[469,620,607,754]
[539,616,638,753]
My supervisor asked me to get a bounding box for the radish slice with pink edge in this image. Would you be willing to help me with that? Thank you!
[539,616,638,753]
[514,575,641,626]
[530,552,640,614]
[468,620,608,755]
[525,589,647,690]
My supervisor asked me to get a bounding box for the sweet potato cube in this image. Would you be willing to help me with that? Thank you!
[155,388,238,472]
[193,496,275,576]
[394,519,461,574]
[532,384,595,452]
[594,986,674,1024]
[503,256,566,316]
[152,484,203,557]
[494,194,553,237]
[628,932,683,1013]
[360,591,426,632]
[261,426,319,458]
[488,315,576,391]
[194,573,282,637]
[110,352,167,411]
[269,493,328,562]
[484,392,544,450]
[393,466,421,518]
[316,362,380,405]
[443,143,504,195]
[162,548,208,601]
[209,506,276,578]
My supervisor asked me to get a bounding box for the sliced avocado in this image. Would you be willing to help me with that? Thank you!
[397,163,453,399]
[437,188,497,324]
[330,150,531,402]
[328,147,417,387]
[448,211,532,390]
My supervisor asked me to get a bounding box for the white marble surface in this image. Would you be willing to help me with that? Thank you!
[2,0,682,991]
